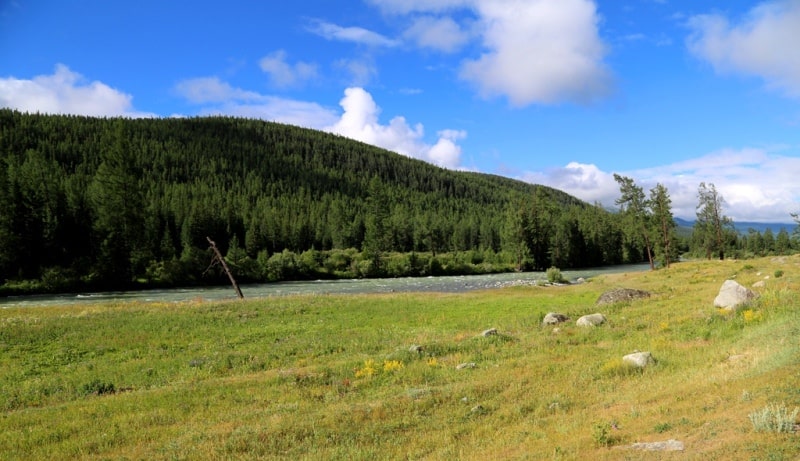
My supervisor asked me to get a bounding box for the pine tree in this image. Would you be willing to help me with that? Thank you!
[695,182,732,260]
[614,174,654,269]
[649,183,677,268]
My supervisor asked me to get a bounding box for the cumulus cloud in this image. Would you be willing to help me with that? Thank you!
[0,64,154,117]
[308,20,400,47]
[324,87,466,168]
[522,162,619,207]
[524,147,800,222]
[462,0,612,106]
[368,0,612,106]
[403,16,470,52]
[258,50,318,88]
[687,1,800,97]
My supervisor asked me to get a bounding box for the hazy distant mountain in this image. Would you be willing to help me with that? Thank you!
[674,217,796,235]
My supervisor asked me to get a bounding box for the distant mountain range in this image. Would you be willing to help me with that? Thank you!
[674,218,796,235]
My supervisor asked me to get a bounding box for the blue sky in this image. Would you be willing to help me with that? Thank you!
[2,0,800,222]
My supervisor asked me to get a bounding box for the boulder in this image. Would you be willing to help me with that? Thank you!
[714,280,758,311]
[576,313,607,327]
[596,288,651,306]
[623,351,655,368]
[542,312,570,325]
[481,328,498,337]
[752,280,765,288]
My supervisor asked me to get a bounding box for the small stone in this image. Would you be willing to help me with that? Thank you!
[456,362,476,370]
[629,439,684,451]
[409,344,424,353]
[481,328,498,337]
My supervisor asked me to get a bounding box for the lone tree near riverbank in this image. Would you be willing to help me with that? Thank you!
[695,182,733,260]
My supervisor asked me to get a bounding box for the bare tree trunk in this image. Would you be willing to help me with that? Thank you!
[206,236,244,299]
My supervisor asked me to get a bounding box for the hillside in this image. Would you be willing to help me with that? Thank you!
[0,110,638,293]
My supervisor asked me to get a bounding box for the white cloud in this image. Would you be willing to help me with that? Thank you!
[403,16,470,52]
[687,1,800,98]
[523,147,800,222]
[462,0,612,106]
[324,87,466,168]
[308,20,400,47]
[334,58,378,86]
[174,77,264,104]
[368,0,612,106]
[522,162,619,207]
[0,64,154,117]
[258,50,318,88]
[175,80,465,168]
[174,77,338,128]
[366,0,468,15]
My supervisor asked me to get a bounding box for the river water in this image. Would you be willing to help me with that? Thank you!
[0,264,649,308]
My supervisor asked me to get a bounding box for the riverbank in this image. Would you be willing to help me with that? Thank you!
[2,257,798,459]
[0,264,649,308]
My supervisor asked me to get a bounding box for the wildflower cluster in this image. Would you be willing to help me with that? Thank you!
[354,359,404,378]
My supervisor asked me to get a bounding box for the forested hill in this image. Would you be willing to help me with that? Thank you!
[0,109,633,293]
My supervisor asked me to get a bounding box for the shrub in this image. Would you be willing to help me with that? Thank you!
[749,403,798,433]
[546,267,565,284]
[774,270,784,278]
[81,379,116,396]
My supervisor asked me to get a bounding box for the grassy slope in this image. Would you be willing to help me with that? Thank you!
[1,257,799,460]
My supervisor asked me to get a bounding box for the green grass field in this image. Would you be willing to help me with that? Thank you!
[2,257,799,460]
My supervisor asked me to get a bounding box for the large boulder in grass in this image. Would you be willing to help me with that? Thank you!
[596,288,651,306]
[542,312,570,326]
[714,280,758,311]
[576,313,607,327]
[623,351,655,369]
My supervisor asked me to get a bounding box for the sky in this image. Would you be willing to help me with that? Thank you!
[2,0,800,223]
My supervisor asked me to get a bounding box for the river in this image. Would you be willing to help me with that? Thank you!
[0,264,649,308]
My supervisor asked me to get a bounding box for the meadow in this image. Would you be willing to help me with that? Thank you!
[1,257,799,460]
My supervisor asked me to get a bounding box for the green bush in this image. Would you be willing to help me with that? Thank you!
[546,267,565,284]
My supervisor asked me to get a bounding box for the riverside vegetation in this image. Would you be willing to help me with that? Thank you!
[2,257,799,460]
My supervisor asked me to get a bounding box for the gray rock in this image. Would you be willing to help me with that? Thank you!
[629,439,684,451]
[481,328,498,337]
[542,312,570,325]
[714,280,758,310]
[623,351,654,368]
[752,280,765,288]
[408,344,424,353]
[596,288,651,306]
[456,362,476,370]
[576,313,606,327]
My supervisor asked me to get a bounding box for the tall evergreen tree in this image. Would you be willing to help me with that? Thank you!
[649,183,677,268]
[362,177,391,275]
[88,120,145,286]
[614,174,654,269]
[695,182,732,260]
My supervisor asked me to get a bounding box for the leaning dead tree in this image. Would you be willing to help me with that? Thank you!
[206,236,244,299]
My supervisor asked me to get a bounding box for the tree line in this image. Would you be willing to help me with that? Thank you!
[0,110,795,295]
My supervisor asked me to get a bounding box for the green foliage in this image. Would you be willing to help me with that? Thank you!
[0,110,650,293]
[546,267,565,283]
[81,379,116,396]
